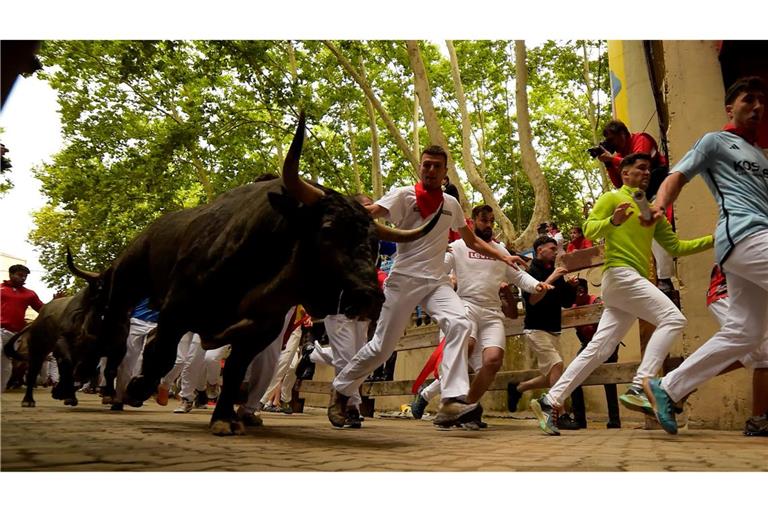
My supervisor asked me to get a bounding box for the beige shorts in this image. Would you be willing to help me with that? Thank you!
[524,329,563,376]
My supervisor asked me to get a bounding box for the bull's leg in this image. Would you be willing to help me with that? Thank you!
[52,337,78,406]
[211,341,268,436]
[127,323,184,403]
[101,325,129,404]
[22,350,45,408]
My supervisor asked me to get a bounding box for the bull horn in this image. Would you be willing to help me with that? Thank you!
[66,246,100,284]
[375,204,444,243]
[282,110,325,205]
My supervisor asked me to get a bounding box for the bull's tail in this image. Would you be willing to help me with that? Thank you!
[2,326,29,361]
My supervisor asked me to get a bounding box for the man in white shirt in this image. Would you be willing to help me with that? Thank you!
[329,146,527,428]
[411,205,551,425]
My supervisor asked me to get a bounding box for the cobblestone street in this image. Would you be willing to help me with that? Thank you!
[2,390,765,472]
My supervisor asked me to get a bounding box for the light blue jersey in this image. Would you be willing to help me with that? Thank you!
[674,130,768,264]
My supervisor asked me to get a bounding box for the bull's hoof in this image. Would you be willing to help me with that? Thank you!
[21,400,36,408]
[63,397,79,406]
[231,420,246,436]
[126,376,154,402]
[125,398,144,408]
[210,420,236,436]
[51,385,66,400]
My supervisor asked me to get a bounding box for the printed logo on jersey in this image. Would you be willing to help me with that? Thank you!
[412,207,452,216]
[468,251,495,261]
[729,144,740,150]
[733,160,768,178]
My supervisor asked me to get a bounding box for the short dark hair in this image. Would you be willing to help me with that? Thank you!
[549,222,558,230]
[571,226,584,236]
[9,264,30,275]
[533,236,557,253]
[619,152,651,170]
[421,145,448,166]
[537,222,549,234]
[577,278,589,291]
[471,204,493,219]
[725,76,767,106]
[603,120,630,138]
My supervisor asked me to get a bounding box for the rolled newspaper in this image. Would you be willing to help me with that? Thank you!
[632,190,652,221]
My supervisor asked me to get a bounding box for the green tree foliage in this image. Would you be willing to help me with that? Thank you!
[31,40,609,290]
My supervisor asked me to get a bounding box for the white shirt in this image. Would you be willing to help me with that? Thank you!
[376,185,466,281]
[445,239,540,309]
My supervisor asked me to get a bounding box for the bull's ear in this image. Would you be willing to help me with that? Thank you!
[268,191,301,219]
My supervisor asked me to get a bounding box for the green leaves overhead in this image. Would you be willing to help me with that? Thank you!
[31,40,608,290]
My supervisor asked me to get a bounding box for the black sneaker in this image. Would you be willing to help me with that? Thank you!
[606,420,621,429]
[557,414,581,430]
[194,390,208,409]
[744,414,768,436]
[345,408,362,429]
[507,382,522,412]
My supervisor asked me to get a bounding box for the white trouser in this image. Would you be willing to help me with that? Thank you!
[40,354,59,384]
[204,346,228,387]
[652,239,675,280]
[115,317,156,402]
[260,322,303,404]
[241,308,295,414]
[546,266,686,407]
[161,332,205,400]
[421,378,442,402]
[310,342,334,365]
[662,231,768,401]
[421,303,507,401]
[333,273,471,402]
[1,328,17,392]
[324,314,369,407]
[708,299,768,369]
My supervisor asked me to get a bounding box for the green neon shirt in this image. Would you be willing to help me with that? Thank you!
[584,185,714,278]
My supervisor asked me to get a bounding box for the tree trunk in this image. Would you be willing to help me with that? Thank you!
[405,40,470,215]
[446,40,516,242]
[360,59,383,199]
[412,90,420,161]
[510,40,551,251]
[323,41,419,180]
[581,41,611,192]
[345,112,363,194]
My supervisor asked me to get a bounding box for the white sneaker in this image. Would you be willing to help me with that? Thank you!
[174,398,193,413]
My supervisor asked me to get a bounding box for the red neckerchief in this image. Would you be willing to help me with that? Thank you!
[414,181,443,219]
[723,123,757,145]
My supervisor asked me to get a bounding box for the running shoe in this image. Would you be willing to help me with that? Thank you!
[530,395,561,436]
[619,384,654,415]
[643,378,678,435]
[411,393,429,420]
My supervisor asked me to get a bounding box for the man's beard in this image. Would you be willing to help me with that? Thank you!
[475,227,493,242]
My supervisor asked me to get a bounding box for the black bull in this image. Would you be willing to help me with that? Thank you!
[2,286,103,408]
[73,112,441,435]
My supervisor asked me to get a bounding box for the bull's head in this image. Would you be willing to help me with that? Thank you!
[65,247,110,378]
[271,111,441,320]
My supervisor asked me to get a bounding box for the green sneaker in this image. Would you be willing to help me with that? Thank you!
[644,378,678,435]
[619,384,654,416]
[530,396,560,436]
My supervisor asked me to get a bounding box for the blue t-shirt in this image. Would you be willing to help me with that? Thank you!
[131,298,159,323]
[673,131,768,264]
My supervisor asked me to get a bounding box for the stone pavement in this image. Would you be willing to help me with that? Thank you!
[1,390,765,471]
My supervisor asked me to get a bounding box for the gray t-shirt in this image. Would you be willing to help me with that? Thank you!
[673,130,768,264]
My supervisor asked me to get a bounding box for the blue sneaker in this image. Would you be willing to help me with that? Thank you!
[411,393,429,420]
[643,378,678,435]
[530,395,560,436]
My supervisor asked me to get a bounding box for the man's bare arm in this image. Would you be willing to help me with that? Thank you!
[642,172,688,226]
[365,203,389,219]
